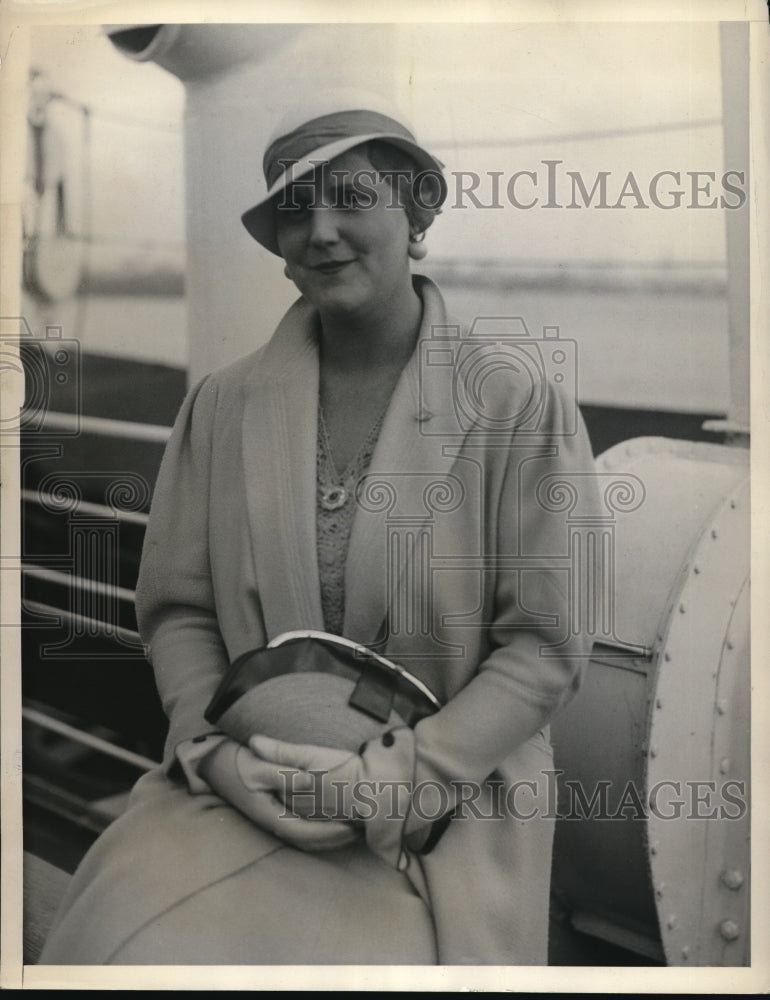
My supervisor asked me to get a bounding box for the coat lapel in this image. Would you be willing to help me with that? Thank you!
[344,276,467,648]
[241,298,326,638]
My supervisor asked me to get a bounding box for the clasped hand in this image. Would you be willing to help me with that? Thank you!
[199,733,365,852]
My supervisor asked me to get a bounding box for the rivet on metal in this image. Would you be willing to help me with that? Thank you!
[656,697,663,709]
[693,565,700,574]
[679,603,686,614]
[650,841,659,856]
[650,745,658,759]
[719,919,740,942]
[664,652,671,662]
[716,700,727,716]
[725,638,734,651]
[681,945,690,959]
[719,757,731,774]
[711,529,718,539]
[655,883,665,900]
[721,869,744,891]
[730,499,736,509]
[666,915,677,930]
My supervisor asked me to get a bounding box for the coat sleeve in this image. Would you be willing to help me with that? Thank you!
[360,381,601,866]
[134,374,230,776]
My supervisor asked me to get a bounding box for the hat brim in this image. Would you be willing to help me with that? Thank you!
[241,133,446,256]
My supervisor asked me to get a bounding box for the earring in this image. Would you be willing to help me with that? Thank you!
[408,232,428,261]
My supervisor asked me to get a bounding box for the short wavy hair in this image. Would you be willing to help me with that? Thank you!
[363,140,444,239]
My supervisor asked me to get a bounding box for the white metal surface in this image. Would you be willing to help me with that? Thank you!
[646,476,750,965]
[551,436,749,965]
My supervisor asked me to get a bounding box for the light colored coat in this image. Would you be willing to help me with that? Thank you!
[42,276,599,966]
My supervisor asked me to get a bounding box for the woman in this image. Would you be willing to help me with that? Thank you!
[40,92,599,966]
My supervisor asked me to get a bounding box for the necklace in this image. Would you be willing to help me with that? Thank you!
[318,402,387,512]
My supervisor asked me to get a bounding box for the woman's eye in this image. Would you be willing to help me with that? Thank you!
[346,191,368,210]
[332,187,369,211]
[276,201,310,225]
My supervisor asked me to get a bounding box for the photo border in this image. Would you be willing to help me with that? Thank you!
[1,0,767,992]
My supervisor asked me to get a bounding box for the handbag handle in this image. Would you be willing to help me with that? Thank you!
[267,630,442,712]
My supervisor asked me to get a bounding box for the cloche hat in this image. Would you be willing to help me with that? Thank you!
[241,88,447,256]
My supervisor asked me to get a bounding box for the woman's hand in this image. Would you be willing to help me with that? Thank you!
[249,729,422,870]
[198,737,361,852]
[248,734,365,823]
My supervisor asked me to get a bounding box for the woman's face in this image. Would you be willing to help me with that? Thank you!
[275,146,412,320]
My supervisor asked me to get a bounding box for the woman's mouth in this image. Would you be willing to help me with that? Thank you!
[311,260,354,275]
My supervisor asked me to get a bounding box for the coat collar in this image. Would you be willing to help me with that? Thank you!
[241,275,466,647]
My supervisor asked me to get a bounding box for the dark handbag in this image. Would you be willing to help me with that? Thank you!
[204,630,441,752]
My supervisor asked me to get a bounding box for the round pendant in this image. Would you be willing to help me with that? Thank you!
[320,485,347,511]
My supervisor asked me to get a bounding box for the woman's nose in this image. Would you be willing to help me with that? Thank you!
[308,205,340,245]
